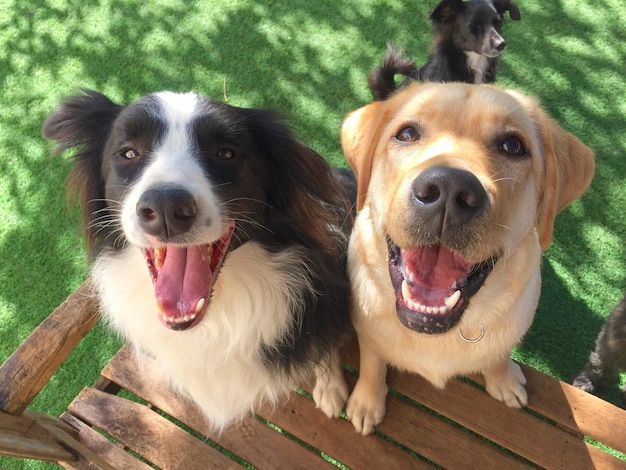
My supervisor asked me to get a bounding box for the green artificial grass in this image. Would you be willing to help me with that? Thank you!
[1,1,624,468]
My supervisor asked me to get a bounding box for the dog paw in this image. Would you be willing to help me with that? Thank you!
[485,360,528,408]
[345,381,387,435]
[572,371,597,394]
[312,375,349,419]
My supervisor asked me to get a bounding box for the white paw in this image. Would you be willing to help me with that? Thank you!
[345,380,387,436]
[485,361,528,408]
[312,374,349,419]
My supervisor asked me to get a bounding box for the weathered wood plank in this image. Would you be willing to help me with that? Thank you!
[0,409,118,468]
[69,387,240,469]
[0,410,78,462]
[102,345,336,469]
[466,364,626,455]
[385,367,626,469]
[522,364,626,454]
[60,413,153,470]
[339,373,532,469]
[0,279,100,415]
[0,433,76,462]
[260,391,429,470]
[344,338,626,469]
[37,419,117,470]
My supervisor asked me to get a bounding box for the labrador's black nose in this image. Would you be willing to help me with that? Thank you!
[412,166,487,232]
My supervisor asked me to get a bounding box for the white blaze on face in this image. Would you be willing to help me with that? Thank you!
[121,91,225,247]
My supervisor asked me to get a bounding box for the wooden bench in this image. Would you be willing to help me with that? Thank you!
[1,279,625,469]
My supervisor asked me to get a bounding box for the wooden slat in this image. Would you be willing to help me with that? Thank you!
[36,420,117,470]
[0,411,77,462]
[521,364,626,453]
[0,433,77,462]
[60,413,153,470]
[467,364,626,454]
[68,387,239,470]
[260,390,429,470]
[0,410,121,469]
[101,345,335,469]
[1,410,57,441]
[388,367,625,469]
[340,374,531,469]
[104,345,427,468]
[344,339,626,469]
[0,279,100,415]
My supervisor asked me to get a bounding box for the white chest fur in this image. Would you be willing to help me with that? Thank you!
[92,242,314,430]
[465,52,489,84]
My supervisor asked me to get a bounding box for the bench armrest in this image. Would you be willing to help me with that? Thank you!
[0,279,99,415]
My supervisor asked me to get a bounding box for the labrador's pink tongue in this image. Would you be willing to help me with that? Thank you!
[400,245,472,306]
[403,245,472,290]
[155,244,212,320]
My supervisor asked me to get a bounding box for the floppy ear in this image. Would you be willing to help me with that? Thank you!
[341,100,390,212]
[493,0,521,21]
[430,0,465,23]
[42,89,123,257]
[534,109,595,250]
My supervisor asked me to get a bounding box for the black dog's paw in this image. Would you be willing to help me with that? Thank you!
[572,370,597,394]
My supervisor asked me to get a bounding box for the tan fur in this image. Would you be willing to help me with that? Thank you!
[341,82,595,435]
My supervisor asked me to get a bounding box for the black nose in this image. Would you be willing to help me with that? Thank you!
[136,186,197,240]
[496,39,507,52]
[411,166,487,231]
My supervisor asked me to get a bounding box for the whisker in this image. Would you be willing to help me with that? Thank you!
[225,197,272,208]
[491,176,519,184]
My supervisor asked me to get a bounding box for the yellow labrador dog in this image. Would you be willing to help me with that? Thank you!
[342,82,595,435]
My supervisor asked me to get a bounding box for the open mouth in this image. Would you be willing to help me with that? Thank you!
[387,238,497,334]
[143,221,236,331]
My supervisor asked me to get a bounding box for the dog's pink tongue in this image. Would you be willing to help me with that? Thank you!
[402,245,472,290]
[155,244,211,321]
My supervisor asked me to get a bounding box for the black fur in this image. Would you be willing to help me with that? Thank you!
[573,293,626,407]
[369,0,521,100]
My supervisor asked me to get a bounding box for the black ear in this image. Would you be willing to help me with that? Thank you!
[493,0,521,20]
[42,89,123,256]
[430,0,465,23]
[42,89,122,153]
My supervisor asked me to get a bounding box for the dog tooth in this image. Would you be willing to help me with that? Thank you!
[194,298,205,314]
[402,280,413,301]
[444,290,461,310]
[155,247,165,270]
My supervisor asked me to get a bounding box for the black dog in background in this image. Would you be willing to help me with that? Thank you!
[369,0,521,100]
[573,293,626,407]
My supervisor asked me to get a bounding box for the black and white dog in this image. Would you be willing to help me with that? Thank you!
[43,90,353,430]
[369,0,521,100]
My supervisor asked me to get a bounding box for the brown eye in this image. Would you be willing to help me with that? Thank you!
[216,148,235,160]
[122,148,140,160]
[501,136,526,156]
[395,126,420,143]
